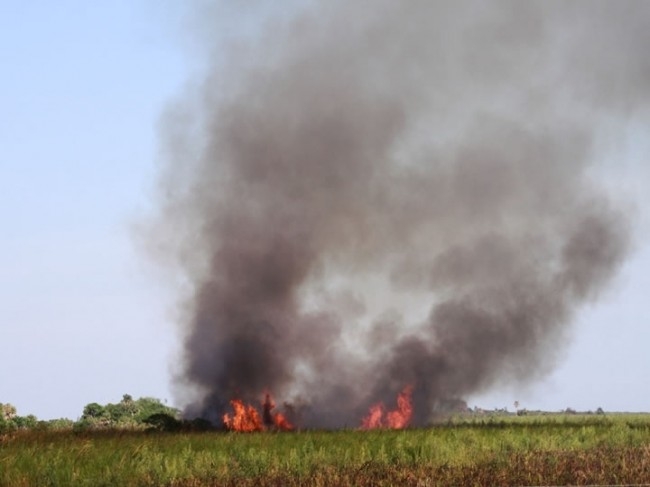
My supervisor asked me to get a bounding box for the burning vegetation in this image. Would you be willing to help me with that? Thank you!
[222,388,414,432]
[361,386,414,430]
[223,394,293,432]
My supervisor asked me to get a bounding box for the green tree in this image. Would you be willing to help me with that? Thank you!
[13,415,38,429]
[1,403,17,421]
[75,395,179,429]
[132,397,178,423]
[82,402,106,419]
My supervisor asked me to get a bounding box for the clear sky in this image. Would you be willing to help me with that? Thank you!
[1,2,648,420]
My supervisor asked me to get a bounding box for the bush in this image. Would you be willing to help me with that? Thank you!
[142,413,182,432]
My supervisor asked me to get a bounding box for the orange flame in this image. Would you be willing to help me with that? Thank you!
[273,412,293,431]
[361,403,385,429]
[361,385,414,430]
[223,393,293,432]
[223,399,264,432]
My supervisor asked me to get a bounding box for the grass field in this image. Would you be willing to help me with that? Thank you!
[2,414,650,486]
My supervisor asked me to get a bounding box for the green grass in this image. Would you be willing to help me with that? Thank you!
[2,414,650,486]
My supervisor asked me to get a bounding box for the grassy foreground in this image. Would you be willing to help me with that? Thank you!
[2,414,650,486]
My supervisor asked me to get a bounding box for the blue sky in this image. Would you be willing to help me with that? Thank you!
[1,1,184,418]
[1,2,648,420]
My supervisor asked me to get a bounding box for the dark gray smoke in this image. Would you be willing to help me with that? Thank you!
[152,1,646,426]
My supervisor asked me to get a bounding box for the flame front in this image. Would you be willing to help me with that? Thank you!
[361,404,384,429]
[223,393,293,432]
[273,412,293,430]
[361,385,414,430]
[223,399,264,432]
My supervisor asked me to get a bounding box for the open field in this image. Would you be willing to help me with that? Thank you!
[2,414,650,486]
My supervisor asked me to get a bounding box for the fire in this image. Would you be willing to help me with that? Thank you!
[361,385,414,430]
[223,399,263,432]
[273,412,293,430]
[223,393,293,432]
[361,403,384,429]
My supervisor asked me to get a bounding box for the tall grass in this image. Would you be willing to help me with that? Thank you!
[2,414,650,486]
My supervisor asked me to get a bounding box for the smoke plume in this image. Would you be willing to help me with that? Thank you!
[151,1,646,426]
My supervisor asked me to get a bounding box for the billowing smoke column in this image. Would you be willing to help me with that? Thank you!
[153,1,647,427]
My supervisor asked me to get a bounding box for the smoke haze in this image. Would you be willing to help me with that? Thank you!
[151,1,646,426]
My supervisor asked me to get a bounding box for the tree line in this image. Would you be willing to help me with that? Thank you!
[0,395,189,432]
